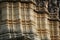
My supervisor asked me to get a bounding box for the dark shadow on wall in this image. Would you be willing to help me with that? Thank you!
[7,36,31,40]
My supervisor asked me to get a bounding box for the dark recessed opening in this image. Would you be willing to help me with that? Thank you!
[0,9,2,21]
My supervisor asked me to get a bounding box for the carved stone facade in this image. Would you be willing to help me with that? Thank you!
[0,0,60,40]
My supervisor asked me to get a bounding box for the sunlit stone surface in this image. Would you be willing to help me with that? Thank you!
[0,0,60,40]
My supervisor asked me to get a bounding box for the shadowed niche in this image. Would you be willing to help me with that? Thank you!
[8,36,31,40]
